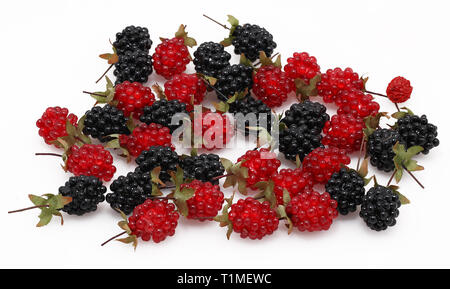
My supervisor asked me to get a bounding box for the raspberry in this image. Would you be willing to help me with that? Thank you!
[66,144,116,182]
[193,112,234,150]
[163,73,207,111]
[113,26,153,55]
[36,106,78,146]
[181,180,224,221]
[135,146,179,183]
[214,64,253,101]
[228,197,279,240]
[107,170,152,215]
[271,169,314,205]
[281,101,329,134]
[302,147,351,184]
[279,125,323,161]
[322,114,364,153]
[325,168,365,215]
[119,123,174,158]
[58,175,107,216]
[82,105,130,142]
[336,89,380,118]
[181,153,225,185]
[284,52,321,83]
[193,41,231,78]
[128,199,179,243]
[253,65,295,108]
[139,99,188,133]
[114,81,155,118]
[317,67,364,103]
[152,37,190,79]
[236,148,281,190]
[359,185,401,231]
[231,24,277,62]
[396,114,439,154]
[367,129,402,172]
[386,76,413,103]
[114,50,153,84]
[286,190,338,232]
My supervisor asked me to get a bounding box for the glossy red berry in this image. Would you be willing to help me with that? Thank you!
[152,38,190,79]
[322,114,364,153]
[193,112,234,150]
[36,106,78,146]
[66,144,116,182]
[386,76,413,103]
[317,67,364,103]
[253,65,295,107]
[286,190,338,232]
[237,148,280,190]
[114,81,155,118]
[164,73,207,111]
[302,147,351,184]
[336,89,380,118]
[228,197,279,240]
[284,52,321,83]
[119,123,174,157]
[271,168,314,205]
[128,199,179,243]
[181,180,224,221]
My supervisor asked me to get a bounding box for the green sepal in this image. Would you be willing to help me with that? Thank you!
[258,51,281,68]
[221,159,248,191]
[363,112,389,140]
[115,210,138,250]
[295,74,321,101]
[392,107,415,120]
[240,54,254,68]
[361,76,369,91]
[295,155,301,169]
[152,84,167,100]
[277,205,293,234]
[388,185,410,205]
[213,192,235,239]
[89,76,116,104]
[126,114,136,132]
[105,135,131,162]
[117,235,138,250]
[99,46,119,64]
[28,193,72,227]
[219,15,240,47]
[213,101,229,113]
[150,167,164,197]
[392,142,424,183]
[255,180,277,208]
[174,24,197,48]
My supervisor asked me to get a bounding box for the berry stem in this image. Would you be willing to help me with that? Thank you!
[200,77,229,100]
[158,185,176,190]
[101,231,127,246]
[211,173,234,181]
[387,170,396,186]
[254,52,280,66]
[8,205,49,214]
[403,165,425,189]
[82,91,107,98]
[202,14,230,30]
[35,153,63,157]
[150,196,176,200]
[394,103,401,112]
[365,90,388,98]
[356,136,366,171]
[96,64,114,84]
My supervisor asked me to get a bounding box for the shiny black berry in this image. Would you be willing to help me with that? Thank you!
[181,153,225,185]
[135,146,179,183]
[114,50,153,84]
[193,42,231,78]
[231,24,277,62]
[326,168,365,215]
[214,64,253,101]
[367,129,403,172]
[281,101,330,134]
[82,105,130,142]
[139,99,188,133]
[58,175,106,216]
[279,125,323,161]
[397,114,439,154]
[113,26,153,55]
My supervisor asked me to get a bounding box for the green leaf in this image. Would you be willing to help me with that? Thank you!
[174,24,197,47]
[223,175,237,188]
[28,194,47,206]
[404,159,424,172]
[118,220,131,234]
[406,146,424,158]
[258,51,273,67]
[357,158,369,178]
[117,235,138,250]
[226,224,233,240]
[227,15,239,27]
[220,158,234,171]
[395,169,403,183]
[276,205,293,234]
[220,37,232,47]
[105,138,120,149]
[237,179,248,195]
[282,189,291,206]
[36,208,53,227]
[294,74,321,100]
[239,54,253,68]
[213,101,229,113]
[295,155,301,169]
[126,115,136,132]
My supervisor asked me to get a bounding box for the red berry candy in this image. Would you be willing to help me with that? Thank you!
[119,123,174,157]
[253,65,295,107]
[322,114,364,153]
[36,106,78,146]
[317,67,364,103]
[271,168,314,205]
[164,73,207,111]
[66,144,116,182]
[286,190,338,232]
[228,197,279,240]
[284,52,321,83]
[386,76,413,103]
[336,89,380,118]
[128,199,179,243]
[114,81,155,118]
[193,112,234,150]
[237,148,281,190]
[302,147,350,184]
[181,180,224,221]
[152,38,190,79]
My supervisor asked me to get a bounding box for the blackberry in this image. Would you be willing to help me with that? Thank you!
[181,153,225,185]
[193,42,231,78]
[231,24,277,62]
[135,146,180,183]
[359,185,401,231]
[279,125,323,161]
[106,170,153,215]
[228,94,273,135]
[396,114,439,154]
[325,168,365,215]
[113,25,153,55]
[280,101,330,134]
[114,50,153,84]
[367,129,402,172]
[214,64,253,101]
[82,105,130,142]
[139,99,188,133]
[58,175,107,216]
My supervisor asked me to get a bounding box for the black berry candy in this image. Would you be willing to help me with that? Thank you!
[281,101,330,134]
[279,125,323,161]
[326,168,365,215]
[82,105,130,142]
[135,146,179,183]
[231,24,277,62]
[114,50,153,84]
[228,94,273,135]
[359,185,401,231]
[397,114,439,154]
[113,25,153,55]
[181,153,225,185]
[193,42,231,78]
[214,64,253,101]
[58,175,107,216]
[139,99,188,133]
[367,129,402,172]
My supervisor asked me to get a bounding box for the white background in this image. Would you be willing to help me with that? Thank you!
[1,0,449,268]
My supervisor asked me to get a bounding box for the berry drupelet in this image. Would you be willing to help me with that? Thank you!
[228,94,273,135]
[181,153,225,185]
[36,106,78,146]
[367,129,402,172]
[182,180,224,221]
[114,81,155,118]
[231,24,277,62]
[237,148,281,190]
[114,50,153,84]
[135,146,179,183]
[163,73,207,111]
[252,65,295,108]
[322,114,364,153]
[281,101,330,134]
[139,99,188,133]
[58,175,107,216]
[193,41,231,78]
[336,89,380,118]
[386,76,413,103]
[214,64,253,101]
[317,67,364,104]
[152,37,190,79]
[284,52,321,83]
[113,26,153,55]
[82,105,130,142]
[303,147,351,184]
[396,114,439,154]
[279,125,323,161]
[271,169,314,205]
